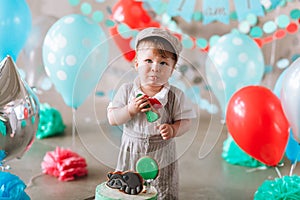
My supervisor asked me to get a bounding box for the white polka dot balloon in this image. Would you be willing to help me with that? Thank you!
[206,31,264,118]
[42,14,109,108]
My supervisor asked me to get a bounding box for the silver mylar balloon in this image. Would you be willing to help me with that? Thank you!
[0,56,39,166]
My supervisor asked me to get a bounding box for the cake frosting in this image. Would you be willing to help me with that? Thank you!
[96,158,159,199]
[95,182,157,200]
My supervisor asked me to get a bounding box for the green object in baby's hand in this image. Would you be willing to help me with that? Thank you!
[136,94,160,123]
[146,111,159,123]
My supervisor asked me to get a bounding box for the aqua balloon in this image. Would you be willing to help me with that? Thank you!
[42,14,109,108]
[206,31,264,118]
[136,156,159,180]
[0,0,32,61]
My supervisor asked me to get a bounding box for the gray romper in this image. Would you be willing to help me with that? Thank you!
[109,78,195,200]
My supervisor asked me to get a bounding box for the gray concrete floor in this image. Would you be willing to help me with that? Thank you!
[7,91,300,200]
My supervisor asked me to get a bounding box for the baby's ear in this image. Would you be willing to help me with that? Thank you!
[134,59,138,70]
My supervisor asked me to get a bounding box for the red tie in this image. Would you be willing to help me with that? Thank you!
[143,95,162,109]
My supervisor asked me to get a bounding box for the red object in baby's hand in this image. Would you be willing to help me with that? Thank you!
[148,98,162,109]
[143,95,162,109]
[41,147,88,181]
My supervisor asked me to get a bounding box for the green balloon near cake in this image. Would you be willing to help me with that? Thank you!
[136,156,159,194]
[136,156,159,180]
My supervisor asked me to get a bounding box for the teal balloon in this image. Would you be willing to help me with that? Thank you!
[0,0,32,61]
[136,157,159,180]
[206,32,264,118]
[286,129,300,164]
[42,14,109,108]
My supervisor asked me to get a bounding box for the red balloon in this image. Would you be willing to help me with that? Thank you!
[226,86,289,166]
[109,26,136,62]
[110,0,160,62]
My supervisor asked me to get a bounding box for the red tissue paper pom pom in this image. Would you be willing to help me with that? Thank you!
[41,147,88,181]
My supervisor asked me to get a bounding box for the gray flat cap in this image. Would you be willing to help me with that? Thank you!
[135,27,183,57]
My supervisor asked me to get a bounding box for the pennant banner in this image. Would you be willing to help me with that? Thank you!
[202,0,230,25]
[142,0,167,15]
[270,0,282,9]
[234,0,265,21]
[166,0,196,23]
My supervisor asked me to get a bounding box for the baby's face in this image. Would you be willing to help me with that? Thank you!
[135,47,176,88]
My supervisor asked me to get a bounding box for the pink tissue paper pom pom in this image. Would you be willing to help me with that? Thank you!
[41,147,88,181]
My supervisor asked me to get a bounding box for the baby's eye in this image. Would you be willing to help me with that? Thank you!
[145,59,153,63]
[160,61,168,66]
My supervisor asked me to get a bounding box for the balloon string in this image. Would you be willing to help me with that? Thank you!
[145,179,153,194]
[72,108,76,149]
[269,28,277,66]
[289,162,297,176]
[269,6,280,67]
[27,172,44,188]
[268,36,277,87]
[246,165,267,173]
[275,166,282,178]
[289,147,300,176]
[267,7,279,88]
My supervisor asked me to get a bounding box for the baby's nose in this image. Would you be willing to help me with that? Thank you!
[151,63,160,72]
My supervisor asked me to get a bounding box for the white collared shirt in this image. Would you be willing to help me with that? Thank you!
[108,77,196,137]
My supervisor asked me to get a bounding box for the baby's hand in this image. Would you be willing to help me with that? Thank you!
[158,124,174,140]
[128,95,151,116]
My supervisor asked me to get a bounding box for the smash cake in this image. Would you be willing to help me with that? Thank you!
[95,157,159,200]
[95,171,158,200]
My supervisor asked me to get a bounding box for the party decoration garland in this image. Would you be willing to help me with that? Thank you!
[69,0,299,50]
[0,171,30,200]
[254,175,300,199]
[68,0,299,115]
[68,0,299,74]
[36,103,66,139]
[41,147,88,181]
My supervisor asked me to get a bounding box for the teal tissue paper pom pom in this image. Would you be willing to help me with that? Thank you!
[36,103,66,139]
[254,175,300,200]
